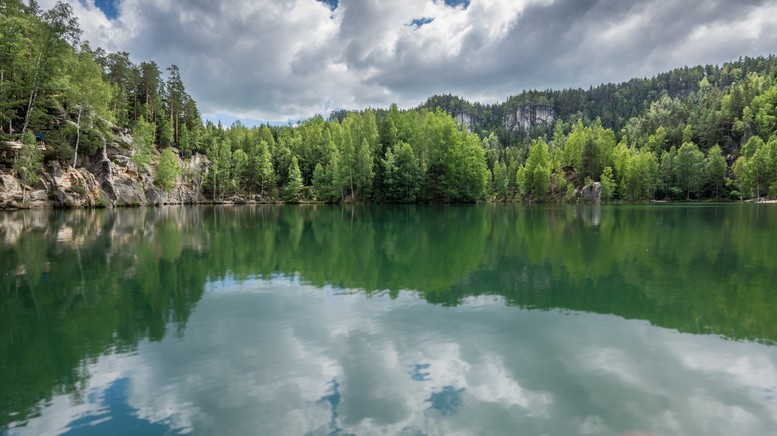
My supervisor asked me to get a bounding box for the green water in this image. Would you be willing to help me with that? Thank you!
[1,204,777,435]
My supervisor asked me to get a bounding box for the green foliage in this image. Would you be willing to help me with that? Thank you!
[131,117,156,172]
[249,140,274,196]
[418,110,489,202]
[312,137,343,202]
[518,138,551,201]
[231,148,249,195]
[732,135,777,199]
[67,45,113,167]
[155,148,180,192]
[383,141,422,202]
[675,142,705,200]
[13,132,43,188]
[312,163,328,201]
[617,147,659,202]
[491,159,508,199]
[705,145,727,199]
[178,124,191,157]
[159,118,174,148]
[658,147,677,199]
[600,166,615,201]
[283,155,303,202]
[0,0,201,176]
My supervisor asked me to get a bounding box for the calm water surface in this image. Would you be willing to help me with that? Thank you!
[2,204,777,435]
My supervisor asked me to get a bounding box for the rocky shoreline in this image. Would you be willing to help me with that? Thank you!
[1,131,217,210]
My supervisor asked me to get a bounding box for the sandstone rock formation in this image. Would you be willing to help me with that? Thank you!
[576,182,602,203]
[1,133,211,210]
[454,112,475,133]
[504,104,555,131]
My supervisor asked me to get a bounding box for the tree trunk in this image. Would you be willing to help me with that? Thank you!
[22,88,38,134]
[349,167,354,200]
[72,108,82,168]
[22,52,44,134]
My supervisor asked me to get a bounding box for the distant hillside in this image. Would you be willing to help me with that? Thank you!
[419,55,777,152]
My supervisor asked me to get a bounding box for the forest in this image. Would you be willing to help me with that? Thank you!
[2,0,777,204]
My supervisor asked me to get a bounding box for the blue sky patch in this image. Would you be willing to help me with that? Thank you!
[410,17,434,28]
[316,0,339,11]
[92,0,120,20]
[62,378,184,435]
[443,0,471,9]
[410,363,431,381]
[426,386,464,416]
[317,379,343,434]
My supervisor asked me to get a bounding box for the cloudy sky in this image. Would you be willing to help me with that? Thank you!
[42,0,777,124]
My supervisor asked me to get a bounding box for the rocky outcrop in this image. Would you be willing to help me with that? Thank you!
[504,104,555,131]
[454,111,475,133]
[576,182,602,203]
[1,133,211,210]
[0,174,49,209]
[145,152,209,205]
[49,161,106,207]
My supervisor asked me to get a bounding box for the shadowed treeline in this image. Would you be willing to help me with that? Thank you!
[0,207,208,430]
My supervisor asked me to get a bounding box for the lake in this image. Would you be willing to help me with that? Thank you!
[2,204,777,435]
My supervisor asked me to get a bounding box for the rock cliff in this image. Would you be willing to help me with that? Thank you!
[454,112,475,133]
[576,182,602,203]
[1,133,210,210]
[504,104,555,131]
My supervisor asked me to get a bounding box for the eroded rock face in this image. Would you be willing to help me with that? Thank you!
[89,146,148,207]
[504,104,555,131]
[49,162,103,208]
[0,173,49,209]
[1,137,211,210]
[576,182,602,203]
[143,152,208,206]
[454,112,475,133]
[0,174,24,209]
[27,190,49,208]
[82,140,210,207]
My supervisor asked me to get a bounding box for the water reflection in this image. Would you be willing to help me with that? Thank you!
[2,204,777,435]
[13,282,777,435]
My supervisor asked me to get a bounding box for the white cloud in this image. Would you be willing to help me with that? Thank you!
[41,0,777,123]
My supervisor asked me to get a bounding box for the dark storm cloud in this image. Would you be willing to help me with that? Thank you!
[368,0,775,102]
[52,0,777,122]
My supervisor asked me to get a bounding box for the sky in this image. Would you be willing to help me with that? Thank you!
[46,0,777,125]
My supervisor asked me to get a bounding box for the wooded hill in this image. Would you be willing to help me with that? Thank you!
[194,54,777,203]
[2,0,777,204]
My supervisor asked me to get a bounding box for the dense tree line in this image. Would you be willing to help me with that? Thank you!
[196,106,489,203]
[422,56,777,146]
[424,57,777,202]
[167,55,777,203]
